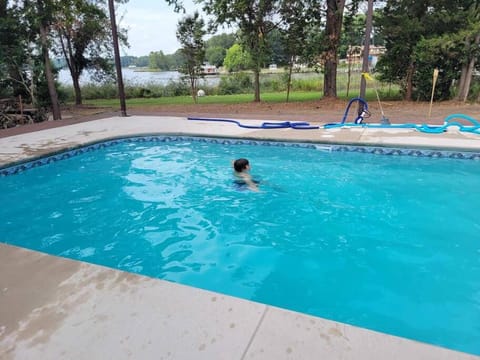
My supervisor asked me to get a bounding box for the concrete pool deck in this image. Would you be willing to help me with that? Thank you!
[1,116,479,359]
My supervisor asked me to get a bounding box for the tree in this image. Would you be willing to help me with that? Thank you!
[455,1,480,101]
[376,0,429,100]
[108,0,127,116]
[413,36,462,101]
[0,1,30,99]
[149,51,170,70]
[457,31,480,101]
[1,0,61,120]
[377,0,480,102]
[223,43,251,72]
[265,28,287,66]
[176,12,206,103]
[323,0,346,98]
[205,32,236,66]
[201,0,280,102]
[278,0,323,101]
[54,0,116,105]
[341,5,363,97]
[205,46,225,67]
[37,0,62,120]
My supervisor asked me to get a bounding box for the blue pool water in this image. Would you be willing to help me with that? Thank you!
[1,138,479,355]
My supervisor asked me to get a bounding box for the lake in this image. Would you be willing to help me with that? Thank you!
[58,68,322,87]
[58,68,221,86]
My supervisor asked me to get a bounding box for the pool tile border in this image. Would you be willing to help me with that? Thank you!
[1,135,480,176]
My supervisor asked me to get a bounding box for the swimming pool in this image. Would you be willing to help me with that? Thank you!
[1,136,479,355]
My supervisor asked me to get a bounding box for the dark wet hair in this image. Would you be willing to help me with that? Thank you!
[233,158,249,172]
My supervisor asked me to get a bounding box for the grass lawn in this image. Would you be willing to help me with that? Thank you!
[84,89,401,108]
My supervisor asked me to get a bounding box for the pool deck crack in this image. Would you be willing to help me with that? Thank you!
[240,306,269,360]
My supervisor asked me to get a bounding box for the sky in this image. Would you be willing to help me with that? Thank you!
[117,0,207,57]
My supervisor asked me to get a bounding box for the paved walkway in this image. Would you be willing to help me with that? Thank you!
[1,116,479,359]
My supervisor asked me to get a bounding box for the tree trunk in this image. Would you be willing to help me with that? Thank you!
[253,68,260,102]
[456,64,468,100]
[38,10,61,120]
[405,62,415,101]
[323,0,346,98]
[62,30,83,106]
[346,51,352,97]
[190,74,197,104]
[458,34,480,102]
[108,0,127,116]
[72,73,82,106]
[461,56,476,102]
[286,57,293,103]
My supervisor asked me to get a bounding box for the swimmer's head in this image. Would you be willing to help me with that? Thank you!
[233,158,250,172]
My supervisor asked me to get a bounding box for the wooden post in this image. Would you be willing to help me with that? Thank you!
[427,68,439,121]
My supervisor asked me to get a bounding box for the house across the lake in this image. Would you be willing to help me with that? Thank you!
[202,64,219,75]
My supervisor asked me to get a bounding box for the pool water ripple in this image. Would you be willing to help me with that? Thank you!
[1,138,479,355]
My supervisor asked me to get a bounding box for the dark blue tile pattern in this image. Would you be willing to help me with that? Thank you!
[1,136,479,176]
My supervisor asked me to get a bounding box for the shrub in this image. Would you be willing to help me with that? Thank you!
[218,72,252,94]
[162,80,190,97]
[261,76,285,92]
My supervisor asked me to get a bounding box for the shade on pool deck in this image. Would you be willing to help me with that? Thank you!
[1,116,479,360]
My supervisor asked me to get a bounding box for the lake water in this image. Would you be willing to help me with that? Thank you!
[58,68,220,87]
[58,68,220,85]
[58,68,322,87]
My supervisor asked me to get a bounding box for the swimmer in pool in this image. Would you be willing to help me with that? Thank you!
[232,158,259,192]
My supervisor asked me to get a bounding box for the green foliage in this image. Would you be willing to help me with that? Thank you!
[162,80,191,97]
[201,0,281,101]
[413,37,461,101]
[205,33,236,49]
[53,0,118,104]
[468,77,480,101]
[278,0,323,65]
[176,11,207,102]
[77,83,119,100]
[205,46,225,67]
[121,55,151,68]
[376,0,429,92]
[217,72,253,94]
[340,13,365,58]
[377,0,480,101]
[64,69,403,101]
[128,32,235,70]
[265,28,287,66]
[290,77,322,92]
[120,56,137,67]
[223,44,251,72]
[149,51,171,70]
[32,55,66,109]
[134,56,150,67]
[0,2,31,99]
[84,86,401,108]
[205,33,236,66]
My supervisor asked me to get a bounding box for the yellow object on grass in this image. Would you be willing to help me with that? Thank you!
[362,72,374,81]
